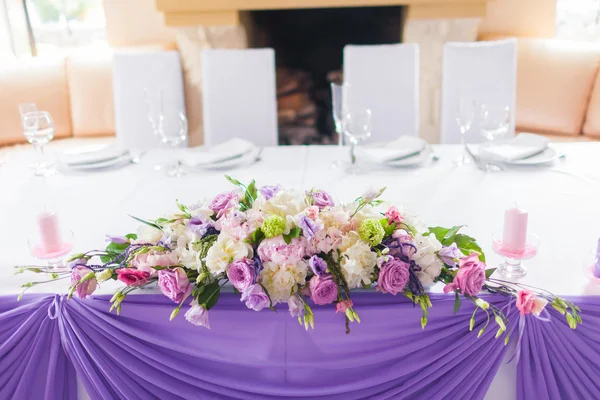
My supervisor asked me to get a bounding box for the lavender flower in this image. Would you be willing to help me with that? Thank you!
[438,243,463,267]
[309,255,328,276]
[187,215,211,237]
[296,215,323,239]
[259,185,280,200]
[307,189,335,209]
[105,235,129,245]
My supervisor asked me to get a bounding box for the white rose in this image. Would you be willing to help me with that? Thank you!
[260,260,308,304]
[136,224,162,243]
[205,234,252,276]
[413,234,444,286]
[339,233,377,289]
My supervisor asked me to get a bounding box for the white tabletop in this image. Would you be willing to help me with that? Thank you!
[1,140,600,298]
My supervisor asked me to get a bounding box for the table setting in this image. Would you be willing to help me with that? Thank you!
[2,96,600,400]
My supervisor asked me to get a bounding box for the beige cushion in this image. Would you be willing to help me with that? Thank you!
[583,71,600,138]
[515,39,600,136]
[66,48,115,137]
[0,57,71,146]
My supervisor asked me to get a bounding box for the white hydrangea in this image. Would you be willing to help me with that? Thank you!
[413,234,444,286]
[339,232,377,289]
[205,233,252,276]
[260,260,308,304]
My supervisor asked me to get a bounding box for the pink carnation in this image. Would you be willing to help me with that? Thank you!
[335,299,353,314]
[443,253,486,296]
[516,289,548,316]
[117,269,150,286]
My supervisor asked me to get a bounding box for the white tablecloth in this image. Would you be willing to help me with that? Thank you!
[1,139,600,400]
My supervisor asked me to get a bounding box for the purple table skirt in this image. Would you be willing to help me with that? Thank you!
[1,293,598,400]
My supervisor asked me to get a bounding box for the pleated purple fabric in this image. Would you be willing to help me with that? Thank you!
[517,295,600,400]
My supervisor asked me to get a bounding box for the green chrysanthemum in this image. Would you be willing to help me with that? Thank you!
[262,215,286,238]
[358,218,385,246]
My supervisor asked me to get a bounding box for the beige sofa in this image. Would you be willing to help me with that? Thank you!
[2,38,600,146]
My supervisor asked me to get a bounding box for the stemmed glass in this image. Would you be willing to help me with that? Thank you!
[22,111,56,176]
[145,87,166,170]
[19,102,37,118]
[330,82,348,167]
[158,112,188,177]
[478,103,511,172]
[343,108,372,174]
[455,97,475,165]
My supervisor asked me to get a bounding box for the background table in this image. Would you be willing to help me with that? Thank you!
[1,140,600,399]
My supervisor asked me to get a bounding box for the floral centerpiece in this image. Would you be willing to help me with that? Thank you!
[18,176,581,338]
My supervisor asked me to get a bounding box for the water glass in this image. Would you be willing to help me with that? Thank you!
[22,111,56,176]
[19,102,37,118]
[343,108,372,174]
[478,103,511,172]
[331,82,349,168]
[455,97,475,165]
[144,87,166,170]
[158,112,188,177]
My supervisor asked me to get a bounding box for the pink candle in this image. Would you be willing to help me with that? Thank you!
[37,211,63,252]
[502,207,528,253]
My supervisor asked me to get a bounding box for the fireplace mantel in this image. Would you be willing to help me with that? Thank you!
[156,0,488,26]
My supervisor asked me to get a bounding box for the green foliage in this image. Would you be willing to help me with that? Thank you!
[454,292,461,314]
[225,175,257,211]
[428,226,485,262]
[100,240,130,264]
[283,227,302,244]
[128,214,162,231]
[247,228,265,245]
[379,218,396,238]
[196,281,221,310]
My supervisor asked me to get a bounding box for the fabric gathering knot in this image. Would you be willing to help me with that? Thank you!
[47,294,64,320]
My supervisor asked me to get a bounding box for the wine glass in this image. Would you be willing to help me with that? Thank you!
[331,82,349,168]
[19,102,37,118]
[144,87,166,170]
[477,103,511,172]
[343,108,372,174]
[455,97,475,165]
[22,111,56,176]
[158,112,188,177]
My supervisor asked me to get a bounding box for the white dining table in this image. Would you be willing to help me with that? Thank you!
[1,138,600,400]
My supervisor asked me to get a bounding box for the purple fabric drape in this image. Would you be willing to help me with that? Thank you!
[0,293,516,400]
[517,295,600,400]
[0,294,76,400]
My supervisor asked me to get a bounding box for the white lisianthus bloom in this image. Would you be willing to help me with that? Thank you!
[260,189,306,219]
[205,234,252,276]
[413,234,444,286]
[339,232,377,289]
[136,224,162,243]
[260,260,308,304]
[175,247,202,271]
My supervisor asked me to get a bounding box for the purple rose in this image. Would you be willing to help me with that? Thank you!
[308,189,335,209]
[443,253,486,296]
[259,184,280,200]
[157,267,193,303]
[296,215,323,239]
[185,301,210,328]
[309,255,327,276]
[241,284,271,311]
[309,275,338,305]
[227,258,255,292]
[438,243,463,267]
[209,191,239,218]
[377,256,410,295]
[70,264,97,299]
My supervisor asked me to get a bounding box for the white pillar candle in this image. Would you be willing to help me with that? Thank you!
[502,207,528,253]
[37,211,62,252]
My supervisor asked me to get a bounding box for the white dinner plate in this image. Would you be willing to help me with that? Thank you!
[384,147,432,167]
[62,153,133,171]
[184,147,260,170]
[509,146,561,165]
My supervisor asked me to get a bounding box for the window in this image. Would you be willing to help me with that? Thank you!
[0,0,106,58]
[556,0,600,41]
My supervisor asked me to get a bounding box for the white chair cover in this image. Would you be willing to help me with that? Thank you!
[440,39,517,144]
[343,44,419,143]
[201,49,278,147]
[112,50,186,150]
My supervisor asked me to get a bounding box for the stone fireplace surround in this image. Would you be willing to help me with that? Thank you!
[155,1,488,144]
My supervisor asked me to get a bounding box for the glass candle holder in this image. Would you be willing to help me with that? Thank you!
[492,231,539,279]
[28,230,74,271]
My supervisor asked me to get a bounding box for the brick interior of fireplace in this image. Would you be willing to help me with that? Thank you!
[246,6,405,145]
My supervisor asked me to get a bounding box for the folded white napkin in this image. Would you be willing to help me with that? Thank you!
[479,133,549,162]
[181,138,256,166]
[363,136,427,163]
[61,144,128,166]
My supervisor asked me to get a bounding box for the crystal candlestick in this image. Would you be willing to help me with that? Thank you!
[492,231,539,279]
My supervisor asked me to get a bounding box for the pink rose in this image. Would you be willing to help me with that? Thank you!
[257,237,305,264]
[209,191,239,218]
[157,267,192,303]
[309,275,338,305]
[131,251,178,276]
[117,269,150,286]
[70,265,97,299]
[516,289,548,316]
[335,299,353,314]
[385,206,403,225]
[377,256,410,295]
[227,258,255,292]
[443,253,486,296]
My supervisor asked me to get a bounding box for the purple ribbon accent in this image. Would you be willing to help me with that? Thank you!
[47,295,63,320]
[507,305,551,364]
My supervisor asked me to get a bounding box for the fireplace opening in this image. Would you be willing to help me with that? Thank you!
[245,6,406,145]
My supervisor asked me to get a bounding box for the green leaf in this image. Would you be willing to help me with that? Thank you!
[288,227,302,238]
[485,268,496,279]
[175,199,191,217]
[282,234,292,244]
[379,218,396,237]
[247,228,265,245]
[197,281,221,310]
[125,233,138,240]
[443,225,464,241]
[428,226,450,243]
[453,292,461,314]
[225,175,242,186]
[452,234,486,262]
[128,214,162,231]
